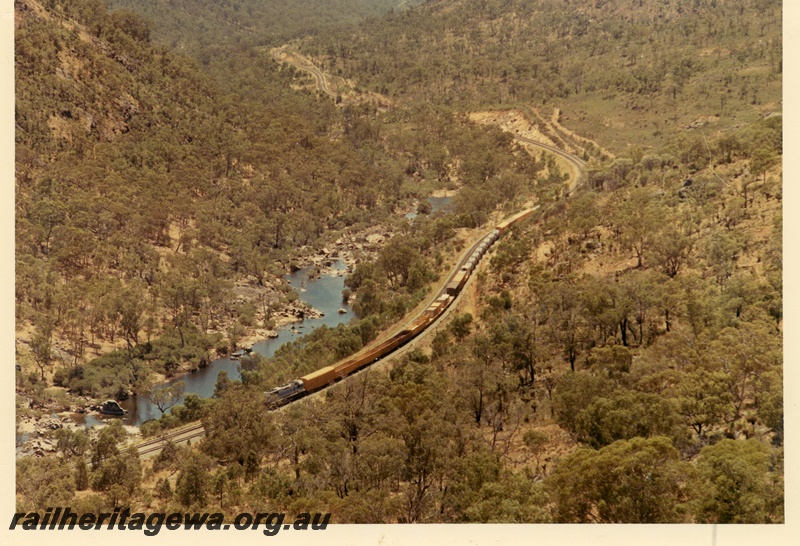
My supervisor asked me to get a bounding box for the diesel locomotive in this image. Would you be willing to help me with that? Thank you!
[265,208,536,405]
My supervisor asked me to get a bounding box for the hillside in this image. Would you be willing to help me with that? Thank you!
[15,0,540,404]
[205,107,781,524]
[14,0,420,400]
[110,0,427,58]
[14,0,784,528]
[303,0,781,153]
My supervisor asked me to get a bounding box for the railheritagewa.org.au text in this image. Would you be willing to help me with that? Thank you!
[10,508,330,536]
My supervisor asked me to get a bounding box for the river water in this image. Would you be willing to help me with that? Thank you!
[78,261,353,427]
[405,195,453,220]
[76,195,453,428]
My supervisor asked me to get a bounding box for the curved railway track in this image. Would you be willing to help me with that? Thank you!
[514,134,586,194]
[273,46,586,191]
[121,53,589,460]
[126,179,582,459]
[125,140,585,457]
[126,144,586,459]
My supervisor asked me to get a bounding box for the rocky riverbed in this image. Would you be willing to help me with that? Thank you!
[14,221,406,439]
[16,411,141,458]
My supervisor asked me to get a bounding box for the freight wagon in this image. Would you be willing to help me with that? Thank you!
[265,207,535,406]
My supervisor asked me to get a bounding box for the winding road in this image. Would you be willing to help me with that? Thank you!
[271,46,337,98]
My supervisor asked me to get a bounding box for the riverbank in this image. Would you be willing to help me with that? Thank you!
[216,226,390,350]
[16,411,142,458]
[14,196,454,437]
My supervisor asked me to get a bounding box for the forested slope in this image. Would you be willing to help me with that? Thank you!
[304,0,781,151]
[14,0,415,399]
[15,0,540,403]
[15,0,784,526]
[110,0,426,54]
[190,112,781,524]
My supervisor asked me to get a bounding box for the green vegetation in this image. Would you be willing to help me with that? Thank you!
[16,0,782,526]
[305,0,781,151]
[17,0,501,402]
[110,0,426,54]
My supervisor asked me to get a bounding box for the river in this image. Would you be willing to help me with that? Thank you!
[405,195,453,220]
[75,260,353,427]
[76,195,453,428]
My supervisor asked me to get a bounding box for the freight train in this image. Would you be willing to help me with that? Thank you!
[265,207,536,406]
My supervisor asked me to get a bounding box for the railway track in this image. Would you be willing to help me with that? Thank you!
[125,136,586,459]
[126,182,582,460]
[513,134,586,194]
[122,52,588,460]
[271,46,588,189]
[124,210,523,458]
[133,422,206,458]
[83,422,207,466]
[272,46,587,193]
[270,45,587,183]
